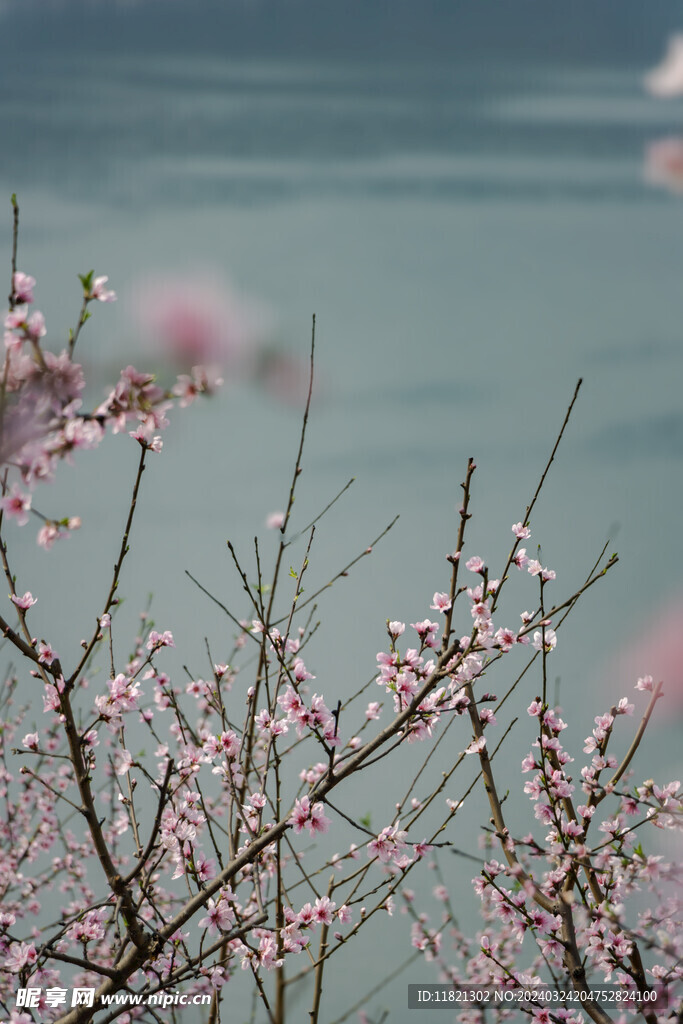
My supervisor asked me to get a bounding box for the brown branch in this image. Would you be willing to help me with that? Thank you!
[122,758,174,885]
[603,681,664,801]
[492,378,583,615]
[68,444,148,689]
[441,456,476,651]
[308,877,334,1024]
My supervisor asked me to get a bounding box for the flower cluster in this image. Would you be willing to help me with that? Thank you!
[403,681,683,1020]
[0,232,679,1022]
[1,265,221,548]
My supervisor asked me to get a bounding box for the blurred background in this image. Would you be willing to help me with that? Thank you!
[2,1,683,1019]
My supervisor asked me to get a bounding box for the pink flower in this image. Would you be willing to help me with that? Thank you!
[172,365,223,407]
[22,732,39,750]
[645,34,683,97]
[11,591,37,610]
[616,696,634,715]
[90,275,117,302]
[68,908,107,945]
[288,796,331,835]
[430,592,452,614]
[313,896,336,925]
[258,934,283,970]
[4,941,37,973]
[147,629,175,650]
[129,422,162,447]
[527,559,556,582]
[37,640,58,665]
[0,484,32,526]
[37,522,60,549]
[411,619,439,647]
[95,673,141,726]
[114,749,133,775]
[367,823,408,864]
[12,271,36,304]
[512,521,531,540]
[470,600,491,627]
[494,627,516,652]
[266,510,285,530]
[308,801,331,835]
[26,310,46,342]
[532,628,557,652]
[513,547,529,569]
[43,685,61,713]
[465,556,485,574]
[4,307,27,331]
[198,893,235,934]
[297,902,315,927]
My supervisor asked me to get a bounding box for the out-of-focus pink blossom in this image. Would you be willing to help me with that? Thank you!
[644,137,683,194]
[114,749,133,775]
[133,273,309,403]
[172,365,224,407]
[0,484,32,526]
[265,511,285,530]
[37,523,60,549]
[26,310,46,342]
[134,272,266,371]
[636,674,655,693]
[645,35,683,97]
[12,272,35,305]
[610,599,683,713]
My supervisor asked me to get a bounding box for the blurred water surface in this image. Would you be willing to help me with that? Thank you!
[1,4,683,1019]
